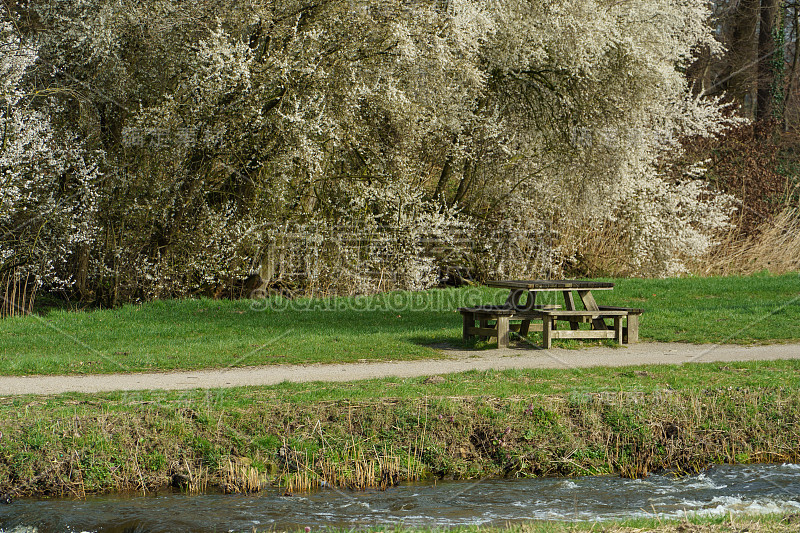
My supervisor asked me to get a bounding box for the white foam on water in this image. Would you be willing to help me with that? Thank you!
[509,498,564,509]
[649,486,680,495]
[557,480,579,490]
[397,513,491,526]
[685,473,728,491]
[337,499,371,509]
[685,495,800,518]
[512,493,800,524]
[650,472,729,495]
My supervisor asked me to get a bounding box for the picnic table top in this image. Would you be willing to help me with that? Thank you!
[486,280,615,291]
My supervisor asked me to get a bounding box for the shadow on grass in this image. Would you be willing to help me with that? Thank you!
[405,332,554,352]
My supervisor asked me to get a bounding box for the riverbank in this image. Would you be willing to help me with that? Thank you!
[2,360,798,499]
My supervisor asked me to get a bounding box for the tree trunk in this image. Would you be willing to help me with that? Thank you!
[729,0,761,117]
[453,159,475,206]
[784,6,800,129]
[433,156,453,200]
[757,0,782,121]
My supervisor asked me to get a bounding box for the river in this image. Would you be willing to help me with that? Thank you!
[2,463,799,532]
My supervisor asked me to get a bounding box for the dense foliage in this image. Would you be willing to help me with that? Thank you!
[1,0,744,304]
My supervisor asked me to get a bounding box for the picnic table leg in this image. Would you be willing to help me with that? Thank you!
[542,315,553,349]
[524,290,537,309]
[626,314,639,343]
[562,291,580,330]
[479,318,489,340]
[497,316,510,348]
[562,291,576,310]
[462,311,475,341]
[614,316,623,344]
[505,289,525,308]
[518,290,536,337]
[578,290,608,330]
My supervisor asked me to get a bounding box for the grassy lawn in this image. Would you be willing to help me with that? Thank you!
[0,272,798,375]
[601,273,800,344]
[10,357,800,406]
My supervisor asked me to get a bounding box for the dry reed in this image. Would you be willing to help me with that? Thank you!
[219,456,263,493]
[695,208,800,275]
[178,458,208,494]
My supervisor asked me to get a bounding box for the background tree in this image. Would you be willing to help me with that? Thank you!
[2,0,742,306]
[757,0,784,121]
[704,0,791,123]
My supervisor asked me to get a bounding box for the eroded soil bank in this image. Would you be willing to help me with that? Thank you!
[1,385,797,499]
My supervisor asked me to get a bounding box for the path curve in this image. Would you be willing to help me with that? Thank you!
[1,342,799,395]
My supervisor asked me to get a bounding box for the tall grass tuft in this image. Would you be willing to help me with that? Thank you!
[1,269,36,319]
[280,444,420,492]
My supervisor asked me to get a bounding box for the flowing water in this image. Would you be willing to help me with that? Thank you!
[2,463,799,532]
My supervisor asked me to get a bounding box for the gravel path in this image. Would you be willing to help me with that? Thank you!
[1,342,799,395]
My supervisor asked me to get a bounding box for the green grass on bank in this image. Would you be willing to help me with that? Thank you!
[275,515,800,533]
[3,361,799,497]
[0,272,798,375]
[281,515,800,533]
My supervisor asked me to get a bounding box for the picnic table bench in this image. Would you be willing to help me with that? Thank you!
[459,280,643,349]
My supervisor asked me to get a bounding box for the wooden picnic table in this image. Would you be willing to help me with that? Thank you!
[460,280,642,348]
[486,279,614,315]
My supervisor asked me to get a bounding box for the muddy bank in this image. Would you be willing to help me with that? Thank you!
[0,387,798,499]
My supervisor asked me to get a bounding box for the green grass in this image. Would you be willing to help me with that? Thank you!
[0,272,798,375]
[601,273,800,344]
[24,357,800,404]
[3,360,799,496]
[280,514,800,533]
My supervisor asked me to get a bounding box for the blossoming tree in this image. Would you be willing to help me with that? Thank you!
[2,0,741,303]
